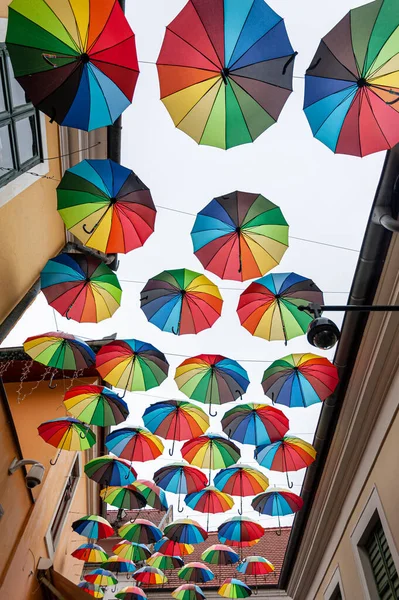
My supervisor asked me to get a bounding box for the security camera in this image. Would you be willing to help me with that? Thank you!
[307,317,341,350]
[9,458,45,489]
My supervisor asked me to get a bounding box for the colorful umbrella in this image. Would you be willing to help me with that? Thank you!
[251,488,303,535]
[140,269,223,335]
[164,519,208,545]
[185,487,234,531]
[72,515,114,540]
[178,562,214,584]
[221,404,289,449]
[175,355,249,417]
[214,465,269,515]
[23,332,95,377]
[102,555,136,575]
[105,427,164,462]
[191,192,289,281]
[236,557,274,591]
[77,582,104,598]
[181,434,241,480]
[142,400,210,456]
[218,579,252,599]
[64,384,129,426]
[100,486,146,511]
[131,479,168,511]
[304,0,399,157]
[154,462,208,512]
[113,541,151,563]
[255,437,317,488]
[172,584,206,600]
[95,339,169,396]
[6,0,139,131]
[156,0,296,149]
[71,543,108,563]
[38,417,95,465]
[154,538,195,557]
[133,566,167,586]
[237,273,324,344]
[84,455,136,487]
[118,519,163,545]
[84,569,117,587]
[57,159,156,254]
[147,553,184,570]
[261,353,339,408]
[201,544,240,583]
[40,253,122,323]
[116,587,147,600]
[218,517,264,547]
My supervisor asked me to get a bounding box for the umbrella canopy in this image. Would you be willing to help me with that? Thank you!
[214,465,269,514]
[72,515,114,540]
[156,0,295,149]
[304,0,399,157]
[140,269,223,335]
[84,455,136,487]
[172,584,206,600]
[185,487,234,532]
[77,582,104,598]
[132,479,168,511]
[38,417,95,452]
[237,273,324,343]
[261,353,339,408]
[236,556,274,576]
[113,541,151,563]
[178,562,214,584]
[133,566,167,586]
[40,253,121,323]
[218,579,252,598]
[72,543,108,563]
[255,437,316,488]
[84,569,118,587]
[191,192,289,281]
[6,0,138,131]
[147,553,184,570]
[106,427,164,462]
[118,519,163,545]
[100,486,146,511]
[175,355,249,417]
[201,545,239,566]
[57,159,156,254]
[143,400,210,456]
[154,538,195,557]
[116,587,147,600]
[154,463,208,513]
[64,384,129,426]
[252,488,303,534]
[96,339,169,395]
[182,434,241,473]
[164,519,208,545]
[24,332,95,370]
[102,555,136,574]
[221,404,289,448]
[218,517,264,546]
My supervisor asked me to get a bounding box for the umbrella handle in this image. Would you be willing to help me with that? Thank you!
[276,513,282,536]
[83,223,98,235]
[177,493,184,513]
[282,51,298,75]
[286,471,293,489]
[307,57,321,71]
[237,506,243,516]
[172,326,178,336]
[48,372,57,389]
[50,449,61,466]
[111,586,117,594]
[168,440,175,457]
[209,406,218,417]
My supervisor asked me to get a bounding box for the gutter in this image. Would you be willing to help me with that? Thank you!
[280,146,399,588]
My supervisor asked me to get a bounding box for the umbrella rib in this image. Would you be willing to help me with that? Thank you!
[227,80,254,141]
[230,69,294,92]
[19,5,81,54]
[360,1,386,78]
[228,19,283,71]
[198,81,224,144]
[86,5,118,54]
[176,78,222,129]
[162,27,221,71]
[90,33,136,60]
[187,7,223,70]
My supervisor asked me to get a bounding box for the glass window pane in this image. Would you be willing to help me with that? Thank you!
[6,56,27,107]
[0,124,14,176]
[15,116,38,165]
[0,69,6,113]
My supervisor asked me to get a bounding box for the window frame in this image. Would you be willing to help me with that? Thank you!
[324,567,345,600]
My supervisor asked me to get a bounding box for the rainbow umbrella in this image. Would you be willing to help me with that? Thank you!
[77,582,104,598]
[84,569,118,587]
[156,0,295,149]
[95,339,169,396]
[6,0,139,131]
[154,538,195,557]
[116,587,147,600]
[105,427,164,462]
[181,434,241,481]
[164,519,208,545]
[100,486,146,511]
[57,160,156,254]
[191,192,289,281]
[221,404,289,450]
[72,515,114,540]
[175,355,249,417]
[113,541,151,563]
[237,273,324,344]
[72,543,108,563]
[102,555,136,575]
[178,562,214,584]
[304,0,399,157]
[219,579,252,599]
[201,545,240,567]
[64,384,129,426]
[118,519,163,545]
[218,517,264,549]
[261,353,339,408]
[84,455,135,487]
[154,462,208,512]
[142,400,210,456]
[147,553,184,570]
[214,465,269,515]
[133,566,167,586]
[185,487,234,531]
[255,437,316,488]
[236,557,274,591]
[131,480,168,511]
[172,584,206,600]
[140,269,223,335]
[252,488,303,535]
[38,417,95,465]
[40,253,122,323]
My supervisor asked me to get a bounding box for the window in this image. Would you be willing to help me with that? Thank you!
[324,567,345,600]
[329,588,343,600]
[365,520,399,600]
[0,44,42,187]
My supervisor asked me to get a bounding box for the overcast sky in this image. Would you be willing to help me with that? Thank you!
[3,0,385,534]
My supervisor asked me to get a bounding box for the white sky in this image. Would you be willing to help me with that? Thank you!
[3,0,385,534]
